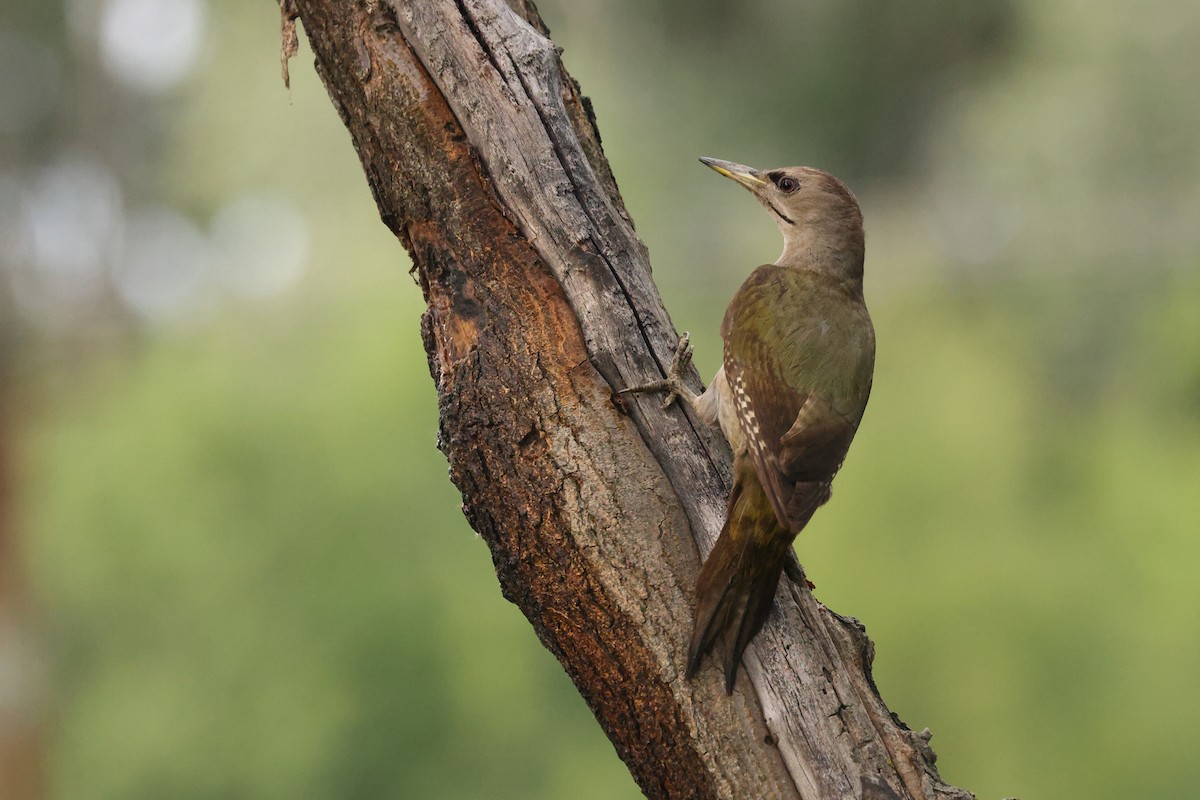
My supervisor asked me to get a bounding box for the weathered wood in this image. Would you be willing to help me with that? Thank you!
[284,1,974,798]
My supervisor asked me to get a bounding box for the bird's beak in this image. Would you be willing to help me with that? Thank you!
[699,157,768,192]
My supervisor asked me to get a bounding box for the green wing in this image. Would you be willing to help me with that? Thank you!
[721,265,872,533]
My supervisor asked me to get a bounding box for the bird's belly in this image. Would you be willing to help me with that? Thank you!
[708,368,745,453]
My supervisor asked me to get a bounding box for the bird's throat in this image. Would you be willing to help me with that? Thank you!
[767,201,795,226]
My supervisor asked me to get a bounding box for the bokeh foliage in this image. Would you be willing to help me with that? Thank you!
[6,0,1200,799]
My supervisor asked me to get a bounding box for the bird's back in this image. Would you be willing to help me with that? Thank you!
[722,264,874,435]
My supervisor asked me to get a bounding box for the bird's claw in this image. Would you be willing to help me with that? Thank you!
[784,558,816,591]
[655,333,695,409]
[669,333,694,377]
[620,333,695,410]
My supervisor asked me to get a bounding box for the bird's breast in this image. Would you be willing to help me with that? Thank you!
[707,367,745,453]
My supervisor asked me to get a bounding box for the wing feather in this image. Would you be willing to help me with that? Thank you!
[722,266,866,533]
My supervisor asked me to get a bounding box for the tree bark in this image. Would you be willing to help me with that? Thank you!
[282,2,975,798]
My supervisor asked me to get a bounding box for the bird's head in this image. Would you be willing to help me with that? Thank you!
[700,157,865,282]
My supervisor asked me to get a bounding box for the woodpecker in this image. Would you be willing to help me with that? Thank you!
[624,157,875,694]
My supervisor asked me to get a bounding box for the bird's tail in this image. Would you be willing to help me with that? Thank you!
[686,472,796,694]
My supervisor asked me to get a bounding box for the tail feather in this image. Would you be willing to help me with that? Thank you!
[686,485,792,694]
[686,451,830,693]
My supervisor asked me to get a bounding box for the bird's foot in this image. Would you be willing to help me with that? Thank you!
[784,558,816,591]
[620,333,695,410]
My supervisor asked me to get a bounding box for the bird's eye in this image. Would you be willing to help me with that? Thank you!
[777,176,799,194]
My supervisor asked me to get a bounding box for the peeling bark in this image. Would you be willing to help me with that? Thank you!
[283,1,975,798]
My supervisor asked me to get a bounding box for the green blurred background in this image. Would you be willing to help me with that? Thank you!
[2,0,1198,798]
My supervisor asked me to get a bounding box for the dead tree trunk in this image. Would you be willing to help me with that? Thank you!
[282,1,974,798]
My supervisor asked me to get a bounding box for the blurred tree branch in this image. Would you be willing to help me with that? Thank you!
[0,300,45,798]
[283,1,974,798]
